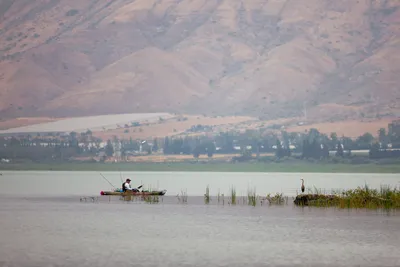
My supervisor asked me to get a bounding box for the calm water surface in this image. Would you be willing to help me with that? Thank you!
[1,171,400,196]
[0,171,400,267]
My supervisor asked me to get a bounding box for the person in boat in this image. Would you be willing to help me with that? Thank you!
[122,178,140,192]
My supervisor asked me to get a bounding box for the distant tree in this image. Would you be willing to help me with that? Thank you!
[281,131,290,149]
[105,140,114,157]
[336,142,344,157]
[182,136,192,155]
[330,132,338,145]
[308,128,320,142]
[341,136,354,150]
[310,139,321,159]
[275,139,284,158]
[369,142,381,159]
[322,143,330,159]
[121,147,127,161]
[252,137,261,159]
[356,132,374,148]
[289,132,298,146]
[220,132,235,153]
[171,138,183,154]
[9,137,21,147]
[378,128,387,148]
[152,138,159,152]
[205,141,216,158]
[69,131,78,147]
[378,128,386,141]
[302,139,310,159]
[193,146,201,158]
[163,137,171,154]
[146,144,152,155]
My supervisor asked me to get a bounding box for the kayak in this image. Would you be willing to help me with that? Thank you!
[100,189,167,196]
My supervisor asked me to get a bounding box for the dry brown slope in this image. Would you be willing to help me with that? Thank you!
[0,0,399,120]
[41,46,210,116]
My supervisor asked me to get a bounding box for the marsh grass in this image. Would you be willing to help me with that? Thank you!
[247,187,257,207]
[140,182,163,204]
[265,193,287,205]
[229,186,237,205]
[177,189,188,204]
[204,185,210,204]
[295,184,400,209]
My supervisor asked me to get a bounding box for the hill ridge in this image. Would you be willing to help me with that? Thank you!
[0,0,399,121]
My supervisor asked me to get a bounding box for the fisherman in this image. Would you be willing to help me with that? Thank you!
[122,178,140,192]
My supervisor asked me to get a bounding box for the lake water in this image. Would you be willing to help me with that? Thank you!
[1,171,400,197]
[1,171,400,267]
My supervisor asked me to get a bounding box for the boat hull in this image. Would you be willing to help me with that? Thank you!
[100,190,167,196]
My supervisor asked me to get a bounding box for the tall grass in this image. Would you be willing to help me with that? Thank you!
[296,184,400,209]
[229,186,237,205]
[177,189,188,204]
[204,185,210,204]
[247,187,257,206]
[265,193,287,205]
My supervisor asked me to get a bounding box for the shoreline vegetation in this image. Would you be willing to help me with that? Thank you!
[1,118,400,175]
[195,184,399,209]
[292,185,400,209]
[1,160,400,172]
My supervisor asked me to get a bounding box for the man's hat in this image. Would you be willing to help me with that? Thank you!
[126,178,131,182]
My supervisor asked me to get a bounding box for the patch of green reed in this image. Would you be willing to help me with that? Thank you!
[296,184,400,210]
[204,185,210,204]
[229,186,237,205]
[247,187,257,207]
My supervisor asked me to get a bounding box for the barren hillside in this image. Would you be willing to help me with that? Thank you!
[0,0,399,121]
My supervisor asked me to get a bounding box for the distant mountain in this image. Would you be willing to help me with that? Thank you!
[0,0,399,121]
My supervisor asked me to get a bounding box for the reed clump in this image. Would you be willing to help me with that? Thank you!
[294,184,400,209]
[177,189,188,204]
[265,193,287,205]
[247,188,257,206]
[204,185,210,204]
[229,186,237,205]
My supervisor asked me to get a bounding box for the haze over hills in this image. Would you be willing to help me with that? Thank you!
[0,0,399,121]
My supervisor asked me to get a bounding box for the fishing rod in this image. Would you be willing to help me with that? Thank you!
[99,173,116,189]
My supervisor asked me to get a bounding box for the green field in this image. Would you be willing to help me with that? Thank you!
[1,161,400,173]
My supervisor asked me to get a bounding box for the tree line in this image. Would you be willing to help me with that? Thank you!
[0,123,399,161]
